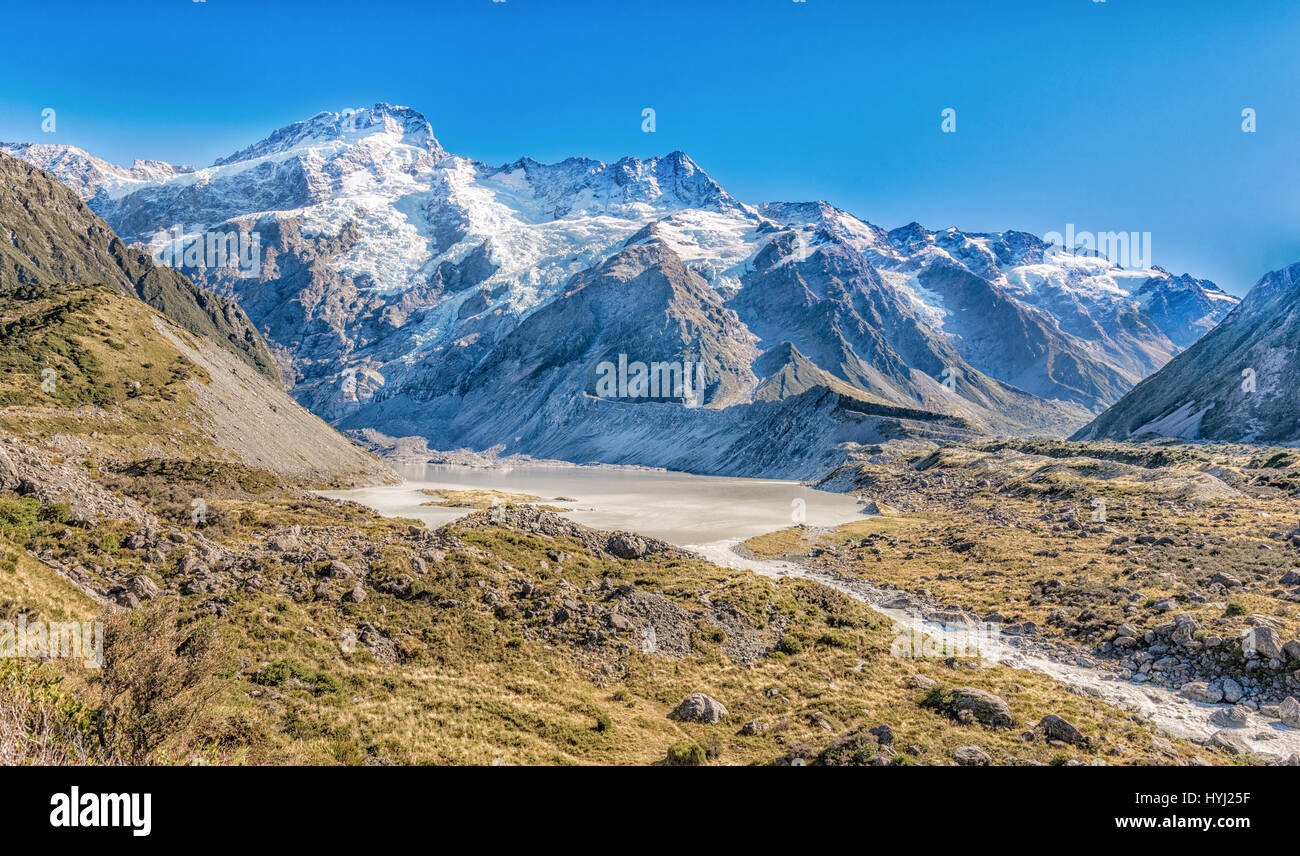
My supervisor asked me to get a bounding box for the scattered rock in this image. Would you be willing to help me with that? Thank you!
[1181,682,1224,704]
[949,687,1013,727]
[109,588,141,609]
[1037,714,1086,745]
[0,444,21,491]
[606,533,648,560]
[673,692,729,724]
[954,745,991,766]
[1242,626,1284,660]
[1278,696,1300,729]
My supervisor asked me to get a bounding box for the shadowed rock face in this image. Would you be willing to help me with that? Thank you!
[1077,262,1300,445]
[0,153,280,383]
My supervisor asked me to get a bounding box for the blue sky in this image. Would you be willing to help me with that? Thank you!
[2,0,1296,293]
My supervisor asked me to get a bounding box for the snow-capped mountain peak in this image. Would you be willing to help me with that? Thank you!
[213,102,445,167]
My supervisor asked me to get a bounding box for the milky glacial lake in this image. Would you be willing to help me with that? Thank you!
[321,463,866,547]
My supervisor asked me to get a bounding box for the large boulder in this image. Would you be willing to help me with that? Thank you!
[322,560,358,580]
[950,687,1013,727]
[1242,626,1284,661]
[1207,729,1252,756]
[1210,705,1251,728]
[673,693,729,724]
[125,575,161,601]
[953,745,991,766]
[607,533,649,560]
[1279,696,1300,729]
[1037,714,1086,745]
[1180,681,1223,704]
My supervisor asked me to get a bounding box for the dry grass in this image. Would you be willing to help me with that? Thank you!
[0,536,101,624]
[170,519,1219,766]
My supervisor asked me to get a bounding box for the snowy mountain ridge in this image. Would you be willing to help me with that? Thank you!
[1,103,1240,476]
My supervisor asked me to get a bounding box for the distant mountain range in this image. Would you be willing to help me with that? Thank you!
[1076,262,1300,446]
[3,104,1242,474]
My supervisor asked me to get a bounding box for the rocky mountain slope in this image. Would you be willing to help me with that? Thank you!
[1075,262,1300,445]
[0,153,279,382]
[4,105,1238,474]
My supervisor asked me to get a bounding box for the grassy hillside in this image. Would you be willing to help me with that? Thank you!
[0,282,213,451]
[0,282,391,485]
[0,491,1224,766]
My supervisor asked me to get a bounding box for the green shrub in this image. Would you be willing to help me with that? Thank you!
[249,660,299,687]
[1225,602,1248,617]
[777,634,803,655]
[98,532,119,555]
[919,686,957,717]
[250,659,340,695]
[38,501,72,525]
[0,661,100,764]
[0,496,40,543]
[666,741,707,766]
[817,630,853,649]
